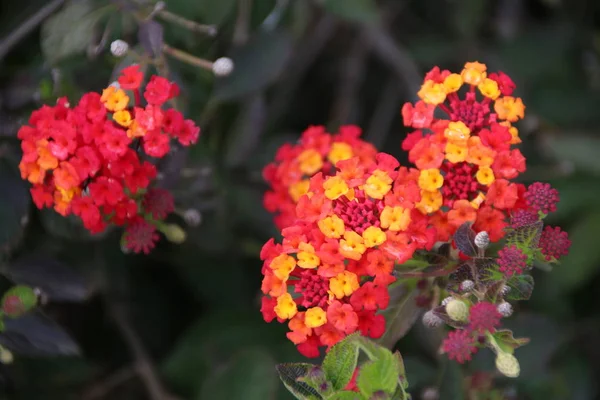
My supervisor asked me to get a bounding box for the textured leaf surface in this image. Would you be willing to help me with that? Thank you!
[322,334,359,391]
[454,222,477,257]
[276,363,323,400]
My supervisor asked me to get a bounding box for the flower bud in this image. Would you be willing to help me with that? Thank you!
[445,299,469,322]
[441,296,453,306]
[0,347,13,364]
[500,285,511,296]
[154,1,166,11]
[474,231,489,249]
[161,223,187,244]
[460,280,475,292]
[497,302,513,317]
[422,387,440,400]
[110,40,129,57]
[183,208,202,227]
[212,57,234,77]
[422,310,443,328]
[2,285,38,317]
[495,352,520,378]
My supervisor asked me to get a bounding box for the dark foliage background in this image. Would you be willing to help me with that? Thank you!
[0,0,599,399]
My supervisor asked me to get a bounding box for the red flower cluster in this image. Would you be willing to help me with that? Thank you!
[260,152,436,357]
[263,125,377,229]
[401,61,528,242]
[18,65,200,253]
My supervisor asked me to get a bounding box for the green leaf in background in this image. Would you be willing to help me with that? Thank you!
[322,334,359,391]
[328,391,366,400]
[0,311,79,356]
[198,348,278,400]
[224,94,267,168]
[164,0,236,25]
[356,351,399,397]
[547,210,600,292]
[505,221,543,249]
[438,360,465,400]
[506,274,534,301]
[214,30,292,101]
[377,283,420,349]
[544,175,600,223]
[322,0,379,24]
[0,158,30,254]
[162,310,292,396]
[503,313,564,380]
[276,363,323,400]
[541,132,600,175]
[41,0,113,64]
[2,256,91,302]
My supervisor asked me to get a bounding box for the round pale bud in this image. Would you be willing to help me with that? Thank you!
[162,223,187,244]
[500,285,511,296]
[0,348,13,364]
[495,353,520,378]
[445,299,469,322]
[422,310,443,328]
[441,296,453,306]
[154,1,166,11]
[110,40,129,57]
[460,280,475,292]
[212,57,234,77]
[421,387,439,400]
[497,302,513,317]
[474,231,490,249]
[183,209,202,227]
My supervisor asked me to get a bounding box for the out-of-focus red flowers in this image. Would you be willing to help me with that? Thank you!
[18,64,199,253]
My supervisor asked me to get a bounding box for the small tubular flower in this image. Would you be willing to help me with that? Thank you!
[262,125,377,229]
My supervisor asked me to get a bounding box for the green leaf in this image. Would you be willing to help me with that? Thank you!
[0,311,80,356]
[276,363,323,400]
[41,0,112,64]
[3,256,91,302]
[356,352,399,396]
[328,391,366,400]
[549,210,600,292]
[322,334,359,391]
[542,132,600,175]
[505,221,543,249]
[214,30,292,101]
[393,352,408,390]
[0,157,30,254]
[322,0,379,24]
[492,330,530,353]
[438,360,465,400]
[165,0,236,25]
[506,274,534,301]
[197,348,278,400]
[377,283,420,349]
[297,366,330,394]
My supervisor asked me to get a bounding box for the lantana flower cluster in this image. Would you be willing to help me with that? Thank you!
[260,152,437,357]
[261,61,572,373]
[401,61,527,243]
[263,125,377,229]
[18,65,200,253]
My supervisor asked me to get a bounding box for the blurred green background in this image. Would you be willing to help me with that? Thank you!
[0,0,599,399]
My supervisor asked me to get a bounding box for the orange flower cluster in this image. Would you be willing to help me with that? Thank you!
[263,125,377,229]
[260,152,436,357]
[401,61,527,242]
